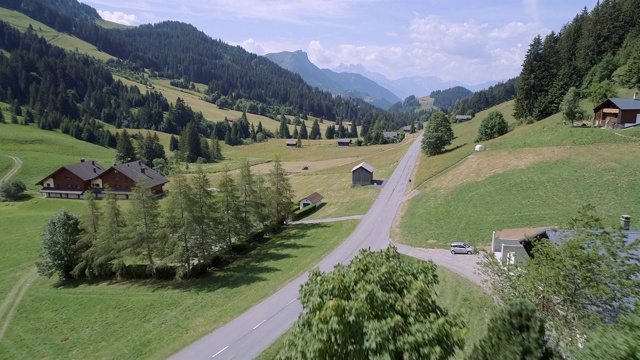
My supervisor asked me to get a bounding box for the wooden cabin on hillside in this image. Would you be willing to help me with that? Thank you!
[593,97,640,129]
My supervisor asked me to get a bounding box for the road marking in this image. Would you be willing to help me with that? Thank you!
[253,319,266,329]
[212,346,228,358]
[286,298,296,306]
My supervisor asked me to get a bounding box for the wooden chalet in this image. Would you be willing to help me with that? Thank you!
[351,162,373,187]
[99,160,169,199]
[383,131,398,141]
[337,138,352,147]
[593,97,640,129]
[36,159,106,199]
[299,192,324,210]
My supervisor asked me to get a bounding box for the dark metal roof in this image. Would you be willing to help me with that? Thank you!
[337,138,352,143]
[109,161,169,188]
[594,98,640,111]
[352,162,373,173]
[36,160,106,185]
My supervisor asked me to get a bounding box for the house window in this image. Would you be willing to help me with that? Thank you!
[506,252,516,265]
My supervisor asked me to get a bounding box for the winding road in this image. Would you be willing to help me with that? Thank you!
[170,134,483,360]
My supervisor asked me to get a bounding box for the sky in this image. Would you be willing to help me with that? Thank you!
[80,0,598,85]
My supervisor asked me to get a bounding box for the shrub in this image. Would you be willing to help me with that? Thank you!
[231,241,254,255]
[209,253,232,268]
[189,262,209,278]
[125,264,152,279]
[477,111,509,142]
[154,263,177,280]
[0,179,27,201]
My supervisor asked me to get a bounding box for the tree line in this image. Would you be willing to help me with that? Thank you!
[36,159,294,280]
[515,0,640,121]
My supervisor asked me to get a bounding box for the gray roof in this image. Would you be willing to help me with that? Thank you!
[351,162,373,173]
[110,161,169,188]
[456,115,473,119]
[595,98,640,111]
[383,131,398,138]
[37,160,106,185]
[337,138,351,143]
[301,192,324,204]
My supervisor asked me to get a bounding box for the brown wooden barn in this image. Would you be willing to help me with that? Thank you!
[36,159,106,199]
[99,160,169,199]
[337,138,352,147]
[593,97,640,129]
[351,162,373,187]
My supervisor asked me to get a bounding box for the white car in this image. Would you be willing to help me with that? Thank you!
[450,242,474,255]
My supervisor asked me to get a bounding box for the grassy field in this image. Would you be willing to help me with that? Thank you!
[399,100,640,249]
[0,121,411,358]
[0,8,114,61]
[256,265,495,359]
[0,155,13,179]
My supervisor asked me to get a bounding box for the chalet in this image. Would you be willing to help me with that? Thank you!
[593,97,640,129]
[383,131,398,141]
[299,192,324,210]
[337,138,352,147]
[351,162,373,187]
[400,125,412,133]
[99,160,170,199]
[455,115,473,122]
[285,140,297,147]
[36,159,106,199]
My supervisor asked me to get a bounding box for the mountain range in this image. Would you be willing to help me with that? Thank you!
[265,51,401,110]
[333,63,501,99]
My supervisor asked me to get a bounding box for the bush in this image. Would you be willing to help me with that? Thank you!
[477,111,509,142]
[124,264,152,279]
[154,263,177,280]
[231,241,254,255]
[209,253,232,268]
[0,179,27,201]
[189,262,209,278]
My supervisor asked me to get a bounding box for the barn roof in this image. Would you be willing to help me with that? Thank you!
[36,160,106,185]
[337,138,352,143]
[109,160,169,188]
[594,98,640,111]
[351,162,373,173]
[301,192,324,204]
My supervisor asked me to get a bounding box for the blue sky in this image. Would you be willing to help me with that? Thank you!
[81,0,597,84]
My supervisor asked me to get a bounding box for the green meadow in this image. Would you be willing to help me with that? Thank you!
[399,100,640,249]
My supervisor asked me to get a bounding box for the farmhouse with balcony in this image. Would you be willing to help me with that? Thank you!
[36,159,169,199]
[593,96,640,129]
[36,159,106,199]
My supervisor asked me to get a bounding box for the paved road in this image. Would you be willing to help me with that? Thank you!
[170,134,424,360]
[1,155,22,183]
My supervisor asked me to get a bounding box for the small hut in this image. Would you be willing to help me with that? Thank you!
[299,192,324,210]
[475,144,485,151]
[351,162,373,187]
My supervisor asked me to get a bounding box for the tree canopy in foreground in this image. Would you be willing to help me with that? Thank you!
[278,247,466,360]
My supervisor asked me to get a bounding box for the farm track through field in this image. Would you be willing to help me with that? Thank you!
[0,268,37,340]
[1,155,22,183]
[0,154,34,340]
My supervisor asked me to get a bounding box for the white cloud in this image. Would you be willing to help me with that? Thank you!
[97,10,139,25]
[523,0,540,23]
[240,38,265,55]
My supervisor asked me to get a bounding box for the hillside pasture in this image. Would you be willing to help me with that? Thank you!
[0,8,114,61]
[0,155,13,179]
[399,101,640,249]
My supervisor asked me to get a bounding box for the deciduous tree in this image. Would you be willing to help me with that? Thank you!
[36,210,82,279]
[278,247,466,359]
[476,111,509,142]
[421,112,454,156]
[559,87,587,125]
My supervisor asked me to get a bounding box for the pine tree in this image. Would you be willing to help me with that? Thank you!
[188,167,218,261]
[73,192,101,278]
[309,119,321,140]
[299,121,308,139]
[169,135,180,151]
[0,109,5,124]
[181,121,201,162]
[267,157,294,231]
[349,121,358,138]
[515,35,544,120]
[163,173,194,277]
[125,181,162,275]
[115,129,136,163]
[217,168,242,248]
[279,117,291,139]
[239,161,259,238]
[94,190,125,277]
[292,126,299,139]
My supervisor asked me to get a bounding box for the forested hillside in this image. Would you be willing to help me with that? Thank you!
[448,78,517,116]
[429,86,473,110]
[515,0,640,120]
[0,0,418,131]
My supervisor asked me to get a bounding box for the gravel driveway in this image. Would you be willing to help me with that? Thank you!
[393,242,487,290]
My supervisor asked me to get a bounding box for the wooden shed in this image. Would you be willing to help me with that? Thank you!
[351,162,373,187]
[337,138,352,147]
[593,97,640,129]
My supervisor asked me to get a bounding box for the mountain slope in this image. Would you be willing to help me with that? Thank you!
[265,50,400,109]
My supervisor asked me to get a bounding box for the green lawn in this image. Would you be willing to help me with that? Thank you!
[256,265,495,359]
[0,155,13,179]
